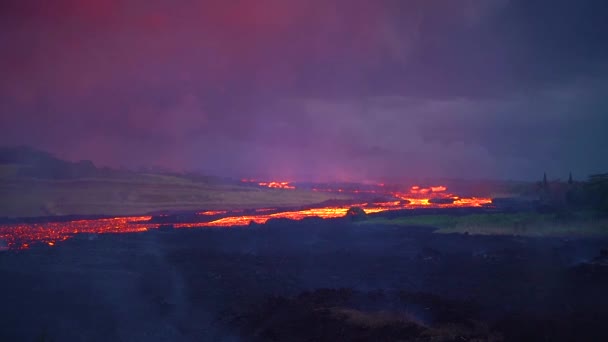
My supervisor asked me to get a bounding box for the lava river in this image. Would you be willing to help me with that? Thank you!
[0,185,491,250]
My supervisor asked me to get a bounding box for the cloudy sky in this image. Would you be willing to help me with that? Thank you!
[1,0,607,181]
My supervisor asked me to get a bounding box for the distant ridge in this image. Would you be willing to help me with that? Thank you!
[0,145,101,180]
[0,146,347,218]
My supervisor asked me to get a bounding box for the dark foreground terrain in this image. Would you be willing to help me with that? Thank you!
[1,219,608,341]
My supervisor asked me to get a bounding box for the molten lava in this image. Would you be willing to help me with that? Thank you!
[258,181,295,189]
[241,179,296,189]
[390,186,491,208]
[198,210,229,216]
[0,184,492,250]
[0,216,153,250]
[197,184,491,227]
[198,205,374,227]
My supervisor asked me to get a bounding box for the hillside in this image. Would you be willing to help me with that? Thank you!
[0,147,348,218]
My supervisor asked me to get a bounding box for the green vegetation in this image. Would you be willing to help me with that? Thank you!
[361,212,608,237]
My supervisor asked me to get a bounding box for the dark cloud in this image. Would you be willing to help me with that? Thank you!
[1,0,607,181]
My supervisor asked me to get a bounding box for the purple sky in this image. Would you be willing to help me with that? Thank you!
[1,0,607,182]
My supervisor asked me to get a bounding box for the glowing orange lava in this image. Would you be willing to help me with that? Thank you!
[255,208,277,213]
[0,184,492,250]
[389,185,491,208]
[197,184,493,228]
[198,210,229,216]
[453,197,493,207]
[258,181,295,189]
[0,216,154,250]
[241,179,296,189]
[199,205,371,227]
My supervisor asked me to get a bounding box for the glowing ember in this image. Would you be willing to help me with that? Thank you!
[198,210,229,216]
[255,208,277,213]
[401,198,431,206]
[241,179,296,189]
[388,185,491,208]
[453,197,493,207]
[0,216,154,250]
[258,181,295,189]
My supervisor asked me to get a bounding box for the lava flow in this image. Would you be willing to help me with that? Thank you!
[0,184,491,250]
[260,181,295,189]
[0,216,154,250]
[198,210,229,216]
[197,183,493,227]
[198,204,384,227]
[241,179,296,189]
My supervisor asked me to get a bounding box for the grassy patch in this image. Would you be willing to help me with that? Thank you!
[0,174,350,217]
[361,212,608,237]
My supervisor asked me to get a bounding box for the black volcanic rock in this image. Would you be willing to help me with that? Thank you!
[371,197,390,203]
[572,250,608,278]
[417,246,442,263]
[248,220,261,228]
[586,249,608,268]
[299,216,326,226]
[232,289,499,341]
[264,217,297,226]
[158,224,175,232]
[345,207,367,221]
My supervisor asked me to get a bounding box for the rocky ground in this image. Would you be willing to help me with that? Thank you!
[1,218,608,341]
